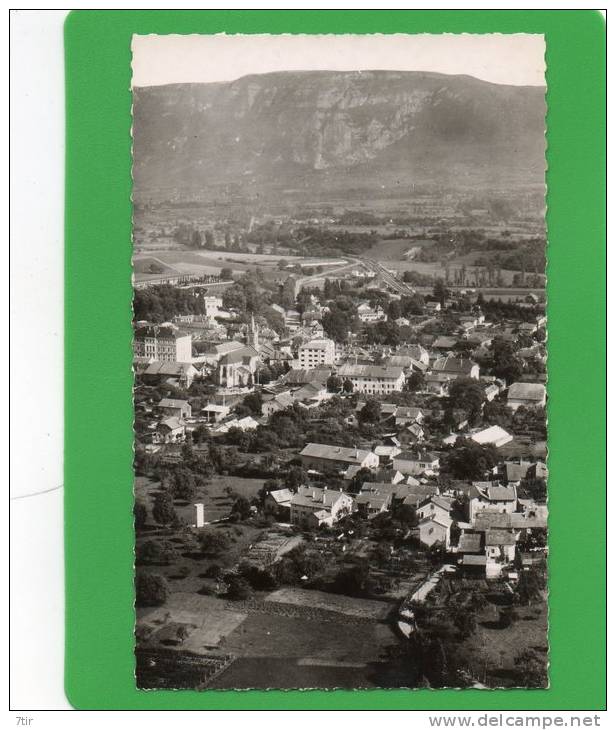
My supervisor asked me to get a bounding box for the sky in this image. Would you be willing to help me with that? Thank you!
[132,33,546,88]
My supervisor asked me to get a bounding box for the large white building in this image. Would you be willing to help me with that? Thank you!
[336,363,405,395]
[299,443,379,473]
[133,324,192,363]
[298,338,336,369]
[290,486,355,528]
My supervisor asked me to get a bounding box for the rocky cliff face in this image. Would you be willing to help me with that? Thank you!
[132,70,546,196]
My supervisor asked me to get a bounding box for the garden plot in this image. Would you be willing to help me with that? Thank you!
[266,587,391,620]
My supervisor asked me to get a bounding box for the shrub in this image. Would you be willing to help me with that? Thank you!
[135,572,169,607]
[133,501,148,530]
[198,530,231,555]
[136,539,177,565]
[226,575,254,601]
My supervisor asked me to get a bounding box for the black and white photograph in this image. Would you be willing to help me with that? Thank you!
[131,33,548,691]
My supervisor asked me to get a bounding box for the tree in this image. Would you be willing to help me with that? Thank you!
[198,530,231,555]
[219,266,233,281]
[405,370,425,393]
[152,492,177,526]
[359,399,381,423]
[331,562,370,596]
[135,572,169,607]
[343,378,354,394]
[226,575,253,601]
[422,638,449,688]
[166,467,198,502]
[514,649,547,688]
[444,438,499,480]
[394,503,418,528]
[349,466,375,494]
[521,478,547,503]
[238,561,279,590]
[134,501,147,530]
[137,539,177,565]
[222,285,247,312]
[490,338,524,384]
[433,278,449,307]
[191,229,203,248]
[326,374,343,393]
[241,391,263,416]
[482,400,513,429]
[454,609,477,639]
[231,496,252,520]
[515,567,544,606]
[284,465,306,490]
[387,299,402,321]
[448,377,486,424]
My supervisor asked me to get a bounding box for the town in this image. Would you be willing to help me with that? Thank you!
[133,239,548,690]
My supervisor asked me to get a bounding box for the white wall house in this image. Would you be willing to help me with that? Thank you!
[337,364,405,395]
[290,486,355,528]
[393,450,440,476]
[298,338,335,369]
[134,324,192,363]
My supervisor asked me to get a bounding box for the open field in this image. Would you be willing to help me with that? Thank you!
[132,256,180,276]
[266,587,392,620]
[424,576,548,688]
[137,592,247,653]
[133,248,348,282]
[209,611,408,689]
[460,597,548,688]
[363,238,435,261]
[135,474,265,526]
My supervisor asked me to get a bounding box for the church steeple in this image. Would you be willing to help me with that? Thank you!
[247,312,259,349]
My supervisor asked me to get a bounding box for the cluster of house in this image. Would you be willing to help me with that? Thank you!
[136,316,546,461]
[134,282,547,582]
[261,442,546,579]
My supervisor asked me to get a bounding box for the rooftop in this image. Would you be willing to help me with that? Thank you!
[337,363,404,380]
[300,443,373,464]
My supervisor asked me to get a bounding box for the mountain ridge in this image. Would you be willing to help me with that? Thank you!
[132,69,546,197]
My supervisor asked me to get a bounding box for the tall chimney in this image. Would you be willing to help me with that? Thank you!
[194,503,205,528]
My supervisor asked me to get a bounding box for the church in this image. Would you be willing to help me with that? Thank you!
[216,314,261,388]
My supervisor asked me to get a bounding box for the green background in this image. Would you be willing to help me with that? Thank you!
[64,10,606,710]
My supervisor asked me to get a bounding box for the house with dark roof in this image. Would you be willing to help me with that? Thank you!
[158,398,191,419]
[337,363,405,395]
[283,367,331,387]
[507,382,547,411]
[431,335,459,352]
[355,491,392,519]
[393,450,440,476]
[143,361,198,388]
[433,356,480,380]
[289,486,355,528]
[418,514,452,548]
[261,392,295,418]
[469,482,518,522]
[424,372,453,396]
[416,496,454,524]
[458,533,483,555]
[154,417,186,444]
[264,488,294,520]
[485,529,518,578]
[500,459,548,485]
[395,407,424,427]
[299,443,379,474]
